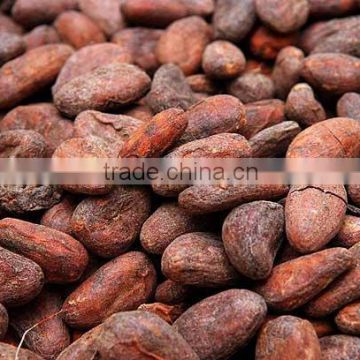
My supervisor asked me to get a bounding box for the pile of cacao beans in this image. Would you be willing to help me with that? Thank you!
[0,0,360,359]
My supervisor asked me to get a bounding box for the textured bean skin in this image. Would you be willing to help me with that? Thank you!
[349,185,360,207]
[155,279,190,305]
[285,83,326,127]
[138,302,185,324]
[145,64,196,113]
[305,243,360,317]
[120,108,187,158]
[41,196,77,235]
[0,218,89,284]
[74,111,143,154]
[112,28,163,74]
[320,335,360,360]
[222,201,284,280]
[337,215,360,247]
[255,0,309,33]
[255,248,354,311]
[0,185,62,214]
[0,44,73,110]
[285,185,347,253]
[156,16,211,75]
[10,290,70,360]
[0,304,8,340]
[336,301,360,335]
[301,53,360,95]
[62,251,157,328]
[96,311,200,360]
[256,316,321,360]
[53,43,132,94]
[0,103,74,156]
[54,63,151,117]
[179,184,289,214]
[141,202,206,255]
[228,73,275,104]
[52,136,113,195]
[186,74,218,95]
[57,325,102,360]
[213,0,256,43]
[337,92,360,120]
[272,46,305,99]
[0,247,44,307]
[0,343,44,360]
[249,121,301,158]
[202,41,246,80]
[174,289,267,360]
[71,186,151,258]
[287,118,360,158]
[0,130,48,158]
[243,99,285,139]
[178,95,246,145]
[162,232,239,287]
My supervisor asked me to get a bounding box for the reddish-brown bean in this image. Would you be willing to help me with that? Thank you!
[337,92,360,120]
[0,32,25,66]
[155,279,190,305]
[138,302,186,324]
[320,335,360,360]
[24,25,60,50]
[0,343,44,360]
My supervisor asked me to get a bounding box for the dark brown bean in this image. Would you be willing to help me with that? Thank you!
[97,311,200,360]
[162,232,240,287]
[272,46,305,100]
[0,44,73,110]
[0,218,89,284]
[0,103,74,156]
[320,335,360,360]
[53,43,133,94]
[10,290,70,360]
[309,0,358,18]
[54,63,151,117]
[285,83,326,127]
[0,246,44,307]
[0,32,25,66]
[186,74,218,95]
[228,73,275,104]
[222,201,284,280]
[179,184,289,214]
[0,130,48,158]
[145,64,196,113]
[112,27,163,74]
[337,92,360,120]
[249,121,301,158]
[202,41,246,80]
[141,202,206,255]
[255,316,321,360]
[255,0,310,33]
[255,248,353,311]
[156,16,211,75]
[71,186,151,258]
[155,279,190,305]
[0,304,8,340]
[54,11,106,49]
[174,289,267,360]
[62,251,157,328]
[213,0,256,43]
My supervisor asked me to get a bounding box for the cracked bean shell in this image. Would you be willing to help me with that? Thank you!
[161,232,239,287]
[62,251,157,328]
[222,201,284,280]
[174,289,267,360]
[96,311,200,360]
[287,117,360,158]
[0,218,89,284]
[0,246,44,307]
[285,185,347,253]
[255,315,321,360]
[71,186,151,258]
[255,248,354,311]
[54,63,151,118]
